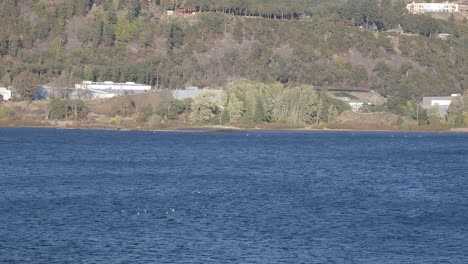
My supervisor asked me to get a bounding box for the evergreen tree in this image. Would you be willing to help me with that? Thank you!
[127,0,142,20]
[2,72,11,87]
[93,15,104,47]
[166,23,184,53]
[254,96,266,123]
[226,93,243,124]
[12,71,40,100]
[102,23,115,46]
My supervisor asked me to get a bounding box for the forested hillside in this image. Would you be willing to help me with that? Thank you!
[0,0,466,100]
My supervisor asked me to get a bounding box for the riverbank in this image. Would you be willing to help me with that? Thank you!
[2,94,466,134]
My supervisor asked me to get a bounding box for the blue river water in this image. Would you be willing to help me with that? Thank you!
[0,128,467,263]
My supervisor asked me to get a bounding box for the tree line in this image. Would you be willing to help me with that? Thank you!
[156,80,349,127]
[158,0,333,19]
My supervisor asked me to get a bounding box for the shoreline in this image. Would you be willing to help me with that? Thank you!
[1,120,467,134]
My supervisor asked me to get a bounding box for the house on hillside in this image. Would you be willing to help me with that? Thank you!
[177,6,197,15]
[422,94,460,116]
[32,86,48,100]
[459,5,468,12]
[437,33,452,40]
[406,1,459,14]
[3,85,48,100]
[335,96,373,112]
[0,87,12,101]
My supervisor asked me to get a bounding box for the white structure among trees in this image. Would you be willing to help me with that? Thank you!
[0,87,12,101]
[74,81,151,99]
[406,1,460,14]
[422,94,461,116]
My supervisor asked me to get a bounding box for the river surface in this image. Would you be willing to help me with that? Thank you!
[0,128,467,263]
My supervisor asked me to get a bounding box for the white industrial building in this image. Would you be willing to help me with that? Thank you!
[422,94,460,116]
[0,87,12,101]
[74,81,152,99]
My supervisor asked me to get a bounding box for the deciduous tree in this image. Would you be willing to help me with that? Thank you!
[12,71,40,100]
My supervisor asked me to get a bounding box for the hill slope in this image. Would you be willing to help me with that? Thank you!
[0,0,466,100]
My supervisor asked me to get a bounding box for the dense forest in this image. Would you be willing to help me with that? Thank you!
[0,0,466,101]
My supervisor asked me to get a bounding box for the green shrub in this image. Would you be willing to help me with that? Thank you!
[48,99,88,120]
[111,115,122,125]
[48,98,67,119]
[137,104,153,123]
[68,99,89,120]
[156,99,191,120]
[0,105,9,119]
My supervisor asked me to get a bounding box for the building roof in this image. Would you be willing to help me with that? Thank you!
[423,96,453,100]
[422,96,451,105]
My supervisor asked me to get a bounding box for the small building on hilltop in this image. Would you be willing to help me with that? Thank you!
[406,1,459,14]
[74,81,152,99]
[437,33,452,40]
[459,5,468,12]
[177,6,197,15]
